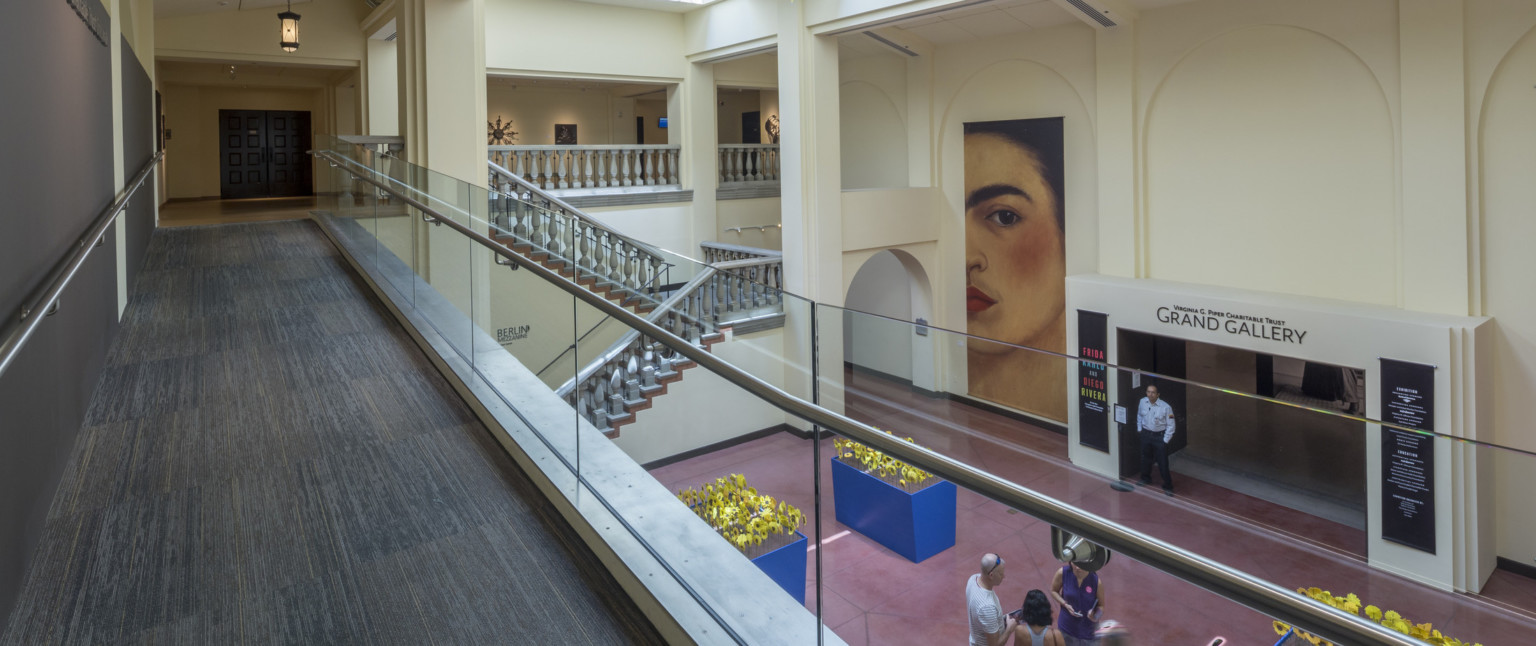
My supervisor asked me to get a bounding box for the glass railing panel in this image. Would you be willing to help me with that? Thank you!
[819,302,1536,646]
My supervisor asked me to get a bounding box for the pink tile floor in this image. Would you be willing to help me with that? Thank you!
[648,370,1536,645]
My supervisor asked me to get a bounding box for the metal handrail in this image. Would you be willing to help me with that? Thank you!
[0,152,163,379]
[487,159,669,260]
[316,148,1419,645]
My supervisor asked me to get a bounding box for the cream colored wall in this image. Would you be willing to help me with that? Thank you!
[367,39,399,136]
[1468,0,1536,565]
[485,0,684,79]
[160,86,323,199]
[636,99,670,145]
[584,203,695,258]
[683,0,779,58]
[156,0,368,65]
[717,198,782,250]
[716,89,762,144]
[840,54,908,190]
[1137,2,1399,306]
[487,85,618,145]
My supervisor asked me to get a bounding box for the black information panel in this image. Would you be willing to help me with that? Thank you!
[1078,311,1109,451]
[1379,358,1436,554]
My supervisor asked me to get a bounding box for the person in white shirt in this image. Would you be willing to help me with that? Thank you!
[967,553,1018,646]
[1136,384,1177,495]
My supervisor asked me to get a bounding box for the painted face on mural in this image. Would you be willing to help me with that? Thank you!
[964,133,1066,353]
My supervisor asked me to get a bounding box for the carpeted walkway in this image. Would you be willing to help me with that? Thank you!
[1,220,663,645]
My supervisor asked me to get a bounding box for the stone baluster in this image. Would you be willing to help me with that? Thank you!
[513,151,526,182]
[536,151,550,189]
[640,343,658,388]
[668,149,680,185]
[623,349,641,401]
[577,223,594,277]
[618,151,631,187]
[553,150,567,189]
[550,210,569,257]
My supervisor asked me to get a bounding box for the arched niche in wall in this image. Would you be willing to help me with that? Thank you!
[1143,25,1395,306]
[1474,20,1536,566]
[936,58,1095,406]
[842,248,934,385]
[839,80,908,190]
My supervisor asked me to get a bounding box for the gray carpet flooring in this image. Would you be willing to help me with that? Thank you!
[0,221,664,645]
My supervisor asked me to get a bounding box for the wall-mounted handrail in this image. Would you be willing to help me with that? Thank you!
[315,148,1420,646]
[0,152,163,379]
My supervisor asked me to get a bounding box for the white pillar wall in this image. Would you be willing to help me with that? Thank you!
[367,38,399,136]
[777,2,844,416]
[681,62,717,251]
[396,0,489,326]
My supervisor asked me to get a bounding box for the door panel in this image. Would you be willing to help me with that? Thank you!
[266,111,310,196]
[217,109,312,199]
[219,110,267,199]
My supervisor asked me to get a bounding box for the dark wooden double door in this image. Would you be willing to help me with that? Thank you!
[219,110,312,199]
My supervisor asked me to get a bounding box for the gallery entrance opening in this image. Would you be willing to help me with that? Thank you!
[1115,329,1368,548]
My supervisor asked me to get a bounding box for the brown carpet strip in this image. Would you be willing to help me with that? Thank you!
[1,221,665,645]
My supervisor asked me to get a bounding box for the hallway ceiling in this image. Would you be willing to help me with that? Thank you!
[155,0,313,20]
[157,59,346,89]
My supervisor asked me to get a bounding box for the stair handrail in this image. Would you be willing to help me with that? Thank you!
[320,146,1425,646]
[488,159,670,262]
[0,152,163,379]
[554,267,718,398]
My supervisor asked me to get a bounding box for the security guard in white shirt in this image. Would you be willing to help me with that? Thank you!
[1136,384,1177,495]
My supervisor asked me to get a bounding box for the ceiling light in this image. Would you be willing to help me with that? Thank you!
[278,1,301,53]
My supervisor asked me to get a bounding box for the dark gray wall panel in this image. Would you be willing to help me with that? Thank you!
[122,36,155,291]
[0,0,117,626]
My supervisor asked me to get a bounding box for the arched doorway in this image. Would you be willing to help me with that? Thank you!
[842,249,934,387]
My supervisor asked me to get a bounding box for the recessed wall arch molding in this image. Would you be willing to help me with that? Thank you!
[1141,23,1397,308]
[936,58,1100,330]
[1141,24,1397,136]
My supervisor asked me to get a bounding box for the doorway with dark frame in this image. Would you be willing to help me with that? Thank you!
[218,109,313,199]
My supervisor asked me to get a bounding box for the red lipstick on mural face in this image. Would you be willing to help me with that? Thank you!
[966,286,997,313]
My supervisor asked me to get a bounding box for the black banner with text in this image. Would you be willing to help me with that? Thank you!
[1379,358,1436,554]
[1078,311,1109,451]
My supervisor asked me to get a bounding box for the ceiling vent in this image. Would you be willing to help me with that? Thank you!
[1052,0,1120,29]
[862,31,919,57]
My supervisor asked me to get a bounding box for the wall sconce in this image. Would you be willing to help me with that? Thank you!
[278,2,301,52]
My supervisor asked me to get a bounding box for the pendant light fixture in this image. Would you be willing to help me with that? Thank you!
[278,1,301,53]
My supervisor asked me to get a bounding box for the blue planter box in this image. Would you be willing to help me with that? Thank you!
[751,531,808,604]
[831,457,957,562]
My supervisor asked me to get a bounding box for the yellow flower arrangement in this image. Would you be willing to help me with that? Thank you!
[1272,587,1482,646]
[677,474,806,558]
[834,432,937,492]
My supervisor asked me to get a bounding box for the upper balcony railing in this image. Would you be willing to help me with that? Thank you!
[718,143,780,186]
[489,144,680,191]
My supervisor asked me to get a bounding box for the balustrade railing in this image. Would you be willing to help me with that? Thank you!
[717,144,780,185]
[558,243,787,433]
[700,241,781,265]
[487,160,673,307]
[489,145,680,191]
[338,135,404,158]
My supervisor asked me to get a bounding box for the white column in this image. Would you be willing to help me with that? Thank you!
[778,2,843,415]
[367,38,399,136]
[397,0,489,330]
[1096,19,1138,278]
[680,65,718,252]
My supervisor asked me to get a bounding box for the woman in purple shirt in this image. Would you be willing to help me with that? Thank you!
[1051,561,1107,645]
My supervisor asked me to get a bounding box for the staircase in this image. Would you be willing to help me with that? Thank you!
[488,162,786,437]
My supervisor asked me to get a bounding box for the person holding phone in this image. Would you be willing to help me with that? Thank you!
[1012,589,1065,646]
[967,553,1018,646]
[1051,561,1106,645]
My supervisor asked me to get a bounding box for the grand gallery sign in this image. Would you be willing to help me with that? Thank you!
[1154,305,1309,344]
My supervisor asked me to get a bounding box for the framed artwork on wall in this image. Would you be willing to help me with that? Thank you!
[555,124,577,145]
